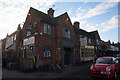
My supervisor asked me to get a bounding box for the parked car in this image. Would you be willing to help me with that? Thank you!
[90,57,119,79]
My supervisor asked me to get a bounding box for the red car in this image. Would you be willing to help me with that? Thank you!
[90,57,119,79]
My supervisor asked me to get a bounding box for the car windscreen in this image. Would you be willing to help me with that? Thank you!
[96,58,113,64]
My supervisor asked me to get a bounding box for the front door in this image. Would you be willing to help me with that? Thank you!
[64,48,73,65]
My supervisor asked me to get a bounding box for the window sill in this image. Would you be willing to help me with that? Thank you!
[42,57,52,59]
[43,33,52,35]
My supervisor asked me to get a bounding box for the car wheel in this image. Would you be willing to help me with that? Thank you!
[114,71,118,79]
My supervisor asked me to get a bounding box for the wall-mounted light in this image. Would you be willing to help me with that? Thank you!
[35,32,38,35]
[58,48,60,50]
[28,13,31,16]
[40,32,43,35]
[66,18,69,21]
[65,18,69,22]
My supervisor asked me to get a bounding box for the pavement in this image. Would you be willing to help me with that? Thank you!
[2,61,92,79]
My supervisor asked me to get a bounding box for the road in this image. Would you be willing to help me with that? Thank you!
[2,61,92,79]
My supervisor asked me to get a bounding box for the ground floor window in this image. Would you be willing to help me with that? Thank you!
[80,47,95,61]
[43,47,52,58]
[81,52,84,57]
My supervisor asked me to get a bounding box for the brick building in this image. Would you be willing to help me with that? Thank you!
[89,30,102,57]
[74,27,95,61]
[16,7,80,67]
[1,31,17,56]
[5,32,17,51]
[102,41,119,57]
[1,38,6,54]
[1,7,119,69]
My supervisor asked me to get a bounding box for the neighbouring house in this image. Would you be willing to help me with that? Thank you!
[101,40,119,57]
[89,30,102,57]
[112,42,120,52]
[1,31,18,68]
[74,27,95,62]
[1,38,6,54]
[5,32,17,52]
[110,42,119,57]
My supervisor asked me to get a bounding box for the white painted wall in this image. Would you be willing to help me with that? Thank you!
[80,37,87,46]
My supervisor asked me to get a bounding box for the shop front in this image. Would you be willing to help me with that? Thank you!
[80,45,95,62]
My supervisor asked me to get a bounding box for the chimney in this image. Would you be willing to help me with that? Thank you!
[17,24,21,32]
[6,33,9,37]
[74,21,80,28]
[47,8,54,17]
[108,40,111,44]
[112,42,114,45]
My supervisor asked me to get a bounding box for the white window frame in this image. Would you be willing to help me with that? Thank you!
[44,23,51,35]
[14,34,16,40]
[63,29,71,39]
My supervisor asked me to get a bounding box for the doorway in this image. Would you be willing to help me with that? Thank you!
[64,47,73,65]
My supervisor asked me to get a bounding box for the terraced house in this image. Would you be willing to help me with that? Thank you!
[74,28,96,62]
[89,30,102,57]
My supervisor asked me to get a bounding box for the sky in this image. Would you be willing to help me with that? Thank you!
[0,0,119,43]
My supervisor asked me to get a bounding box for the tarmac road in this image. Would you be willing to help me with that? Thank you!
[3,61,120,80]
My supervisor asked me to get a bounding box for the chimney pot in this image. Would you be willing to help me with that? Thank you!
[17,24,21,30]
[74,21,80,28]
[47,8,54,17]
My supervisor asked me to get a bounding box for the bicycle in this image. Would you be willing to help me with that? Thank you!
[48,62,62,73]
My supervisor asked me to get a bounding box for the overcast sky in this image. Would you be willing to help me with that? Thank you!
[0,0,119,43]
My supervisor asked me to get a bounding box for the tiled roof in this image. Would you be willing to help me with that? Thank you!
[74,27,95,38]
[89,30,101,40]
[30,7,57,25]
[55,12,67,19]
[30,7,70,26]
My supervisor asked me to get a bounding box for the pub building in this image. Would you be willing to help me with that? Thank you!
[2,7,119,70]
[16,7,80,69]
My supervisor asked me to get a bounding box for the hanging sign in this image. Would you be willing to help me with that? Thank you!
[23,37,35,45]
